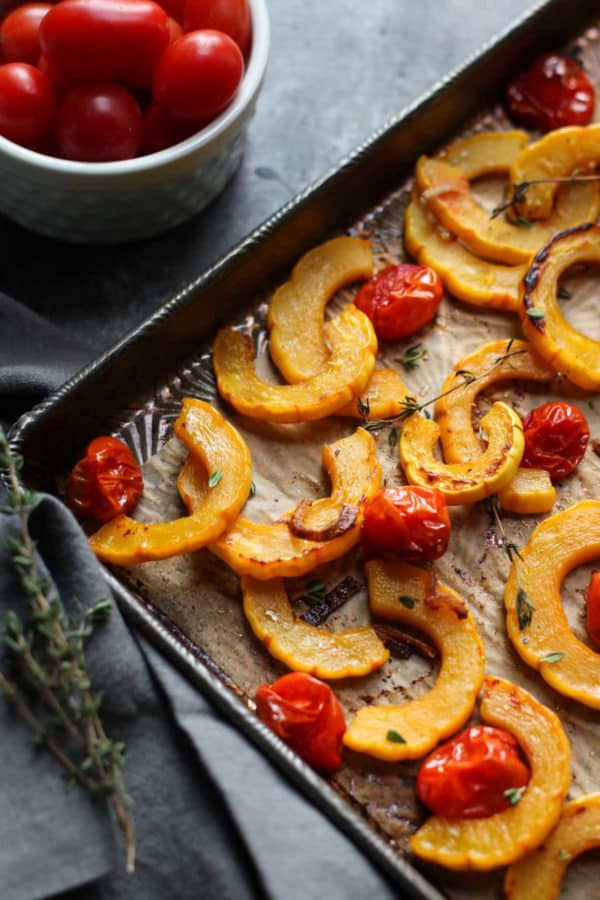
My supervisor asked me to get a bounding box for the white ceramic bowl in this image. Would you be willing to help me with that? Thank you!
[0,0,270,243]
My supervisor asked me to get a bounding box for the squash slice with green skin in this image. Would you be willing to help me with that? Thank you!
[510,124,600,221]
[179,429,381,579]
[399,402,524,505]
[213,304,377,423]
[343,560,484,761]
[505,794,600,900]
[521,224,600,391]
[242,576,389,679]
[268,236,373,384]
[505,501,600,709]
[434,339,556,513]
[89,398,252,566]
[410,676,571,871]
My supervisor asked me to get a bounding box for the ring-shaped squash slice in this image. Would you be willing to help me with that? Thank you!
[213,305,377,423]
[504,794,600,900]
[343,560,484,761]
[521,224,600,390]
[268,236,373,384]
[415,155,600,265]
[505,501,600,708]
[88,399,252,566]
[441,129,529,177]
[242,576,389,679]
[510,124,600,221]
[434,339,556,513]
[410,675,571,871]
[399,402,524,505]
[179,429,381,579]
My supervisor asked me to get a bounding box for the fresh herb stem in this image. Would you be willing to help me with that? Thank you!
[488,496,535,632]
[491,174,600,219]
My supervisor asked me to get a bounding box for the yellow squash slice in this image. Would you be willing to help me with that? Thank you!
[504,794,600,900]
[178,429,381,579]
[242,576,389,679]
[410,676,571,871]
[343,560,484,761]
[521,224,600,390]
[505,501,600,709]
[510,124,600,221]
[434,339,556,513]
[399,402,524,505]
[415,155,600,265]
[268,236,373,384]
[441,129,529,177]
[213,305,377,423]
[89,399,252,566]
[336,367,412,420]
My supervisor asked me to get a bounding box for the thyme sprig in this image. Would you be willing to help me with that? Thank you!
[491,174,600,220]
[0,428,135,872]
[488,495,535,632]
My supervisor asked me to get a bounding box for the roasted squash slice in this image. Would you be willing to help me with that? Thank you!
[404,194,526,312]
[441,129,529,177]
[343,560,484,761]
[510,124,600,221]
[415,155,600,265]
[178,429,381,579]
[399,402,524,505]
[89,399,251,566]
[410,676,571,871]
[520,224,600,391]
[268,236,373,384]
[505,501,600,709]
[242,576,389,679]
[212,304,377,423]
[504,794,600,900]
[434,339,556,513]
[336,367,412,420]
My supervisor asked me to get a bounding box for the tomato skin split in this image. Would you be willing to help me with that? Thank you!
[355,264,442,341]
[361,486,451,563]
[521,401,589,483]
[67,436,143,523]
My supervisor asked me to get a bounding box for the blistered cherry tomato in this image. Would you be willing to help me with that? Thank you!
[67,436,143,522]
[40,0,170,89]
[142,101,207,152]
[153,29,243,121]
[586,572,600,650]
[354,264,443,341]
[417,726,531,819]
[506,52,595,132]
[55,83,142,162]
[521,401,589,482]
[0,62,54,146]
[184,0,251,56]
[167,15,183,42]
[361,485,451,563]
[0,3,52,65]
[255,673,346,774]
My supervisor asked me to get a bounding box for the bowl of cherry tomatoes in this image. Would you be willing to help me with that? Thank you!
[0,0,269,242]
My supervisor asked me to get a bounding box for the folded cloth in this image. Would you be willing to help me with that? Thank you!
[1,293,397,900]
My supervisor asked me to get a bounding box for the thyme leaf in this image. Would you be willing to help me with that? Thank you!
[398,343,428,370]
[543,651,565,664]
[398,595,416,609]
[208,470,223,488]
[504,786,526,806]
[517,588,535,631]
[527,309,545,320]
[386,729,407,744]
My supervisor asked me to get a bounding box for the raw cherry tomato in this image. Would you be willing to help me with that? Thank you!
[506,52,595,132]
[361,485,451,563]
[39,0,170,90]
[142,101,207,152]
[0,3,52,65]
[153,29,244,121]
[417,726,531,819]
[255,673,346,774]
[67,436,143,523]
[156,0,185,22]
[521,401,590,482]
[0,62,54,146]
[167,16,183,43]
[55,83,142,162]
[586,572,600,650]
[184,0,251,56]
[354,264,443,341]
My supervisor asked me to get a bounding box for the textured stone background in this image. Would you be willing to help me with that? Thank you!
[0,0,531,355]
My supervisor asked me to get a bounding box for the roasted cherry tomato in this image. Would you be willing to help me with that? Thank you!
[39,0,170,89]
[354,264,443,341]
[67,436,143,523]
[521,401,589,482]
[55,82,143,162]
[184,0,251,56]
[0,3,52,65]
[586,571,600,650]
[506,52,595,132]
[417,725,531,819]
[361,485,451,563]
[0,62,54,146]
[255,672,346,774]
[153,30,243,120]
